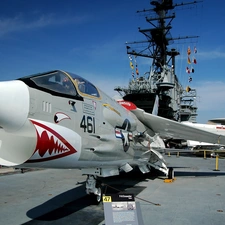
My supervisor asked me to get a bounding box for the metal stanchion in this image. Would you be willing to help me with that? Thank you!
[214,155,220,171]
[204,150,206,159]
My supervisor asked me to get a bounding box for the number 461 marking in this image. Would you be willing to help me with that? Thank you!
[80,115,95,133]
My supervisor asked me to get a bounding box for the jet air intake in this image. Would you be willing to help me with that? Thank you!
[0,80,30,132]
[0,80,37,166]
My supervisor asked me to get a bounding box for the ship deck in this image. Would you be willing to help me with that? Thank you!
[0,155,224,225]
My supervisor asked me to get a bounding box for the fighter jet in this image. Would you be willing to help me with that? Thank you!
[0,70,225,204]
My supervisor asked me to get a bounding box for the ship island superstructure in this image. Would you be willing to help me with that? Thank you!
[115,0,200,122]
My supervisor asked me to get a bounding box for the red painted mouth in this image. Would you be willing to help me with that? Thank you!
[27,120,77,163]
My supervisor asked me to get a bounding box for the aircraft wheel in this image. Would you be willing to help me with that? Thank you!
[90,184,102,205]
[168,167,174,179]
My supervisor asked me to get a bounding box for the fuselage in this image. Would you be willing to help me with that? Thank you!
[0,70,151,170]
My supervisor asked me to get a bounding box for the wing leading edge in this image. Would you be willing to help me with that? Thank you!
[132,108,225,145]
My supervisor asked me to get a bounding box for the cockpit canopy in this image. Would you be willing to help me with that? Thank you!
[19,70,100,99]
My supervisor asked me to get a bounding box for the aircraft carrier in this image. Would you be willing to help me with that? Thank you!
[115,0,199,122]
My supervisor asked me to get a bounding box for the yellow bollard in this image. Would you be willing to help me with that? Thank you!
[214,155,220,171]
[168,152,171,157]
[204,150,206,159]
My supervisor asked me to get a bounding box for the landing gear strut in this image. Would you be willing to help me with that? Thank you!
[86,175,102,205]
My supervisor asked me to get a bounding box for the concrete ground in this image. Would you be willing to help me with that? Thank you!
[0,155,224,225]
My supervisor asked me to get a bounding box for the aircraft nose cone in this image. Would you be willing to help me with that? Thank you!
[0,80,29,132]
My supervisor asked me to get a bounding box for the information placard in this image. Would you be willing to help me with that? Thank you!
[103,193,140,225]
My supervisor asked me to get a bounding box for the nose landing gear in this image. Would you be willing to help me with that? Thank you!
[86,175,102,205]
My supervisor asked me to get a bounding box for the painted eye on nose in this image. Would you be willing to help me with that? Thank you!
[54,112,71,123]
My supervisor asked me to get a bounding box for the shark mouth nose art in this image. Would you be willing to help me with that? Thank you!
[28,120,77,162]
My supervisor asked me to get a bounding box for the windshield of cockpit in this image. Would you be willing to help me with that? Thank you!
[71,75,100,98]
[31,71,77,96]
[29,70,100,98]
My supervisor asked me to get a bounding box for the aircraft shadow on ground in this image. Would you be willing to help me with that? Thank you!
[24,168,157,224]
[23,168,224,224]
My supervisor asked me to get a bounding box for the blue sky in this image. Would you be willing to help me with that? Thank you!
[0,0,225,123]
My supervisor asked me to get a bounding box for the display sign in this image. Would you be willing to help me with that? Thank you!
[103,193,141,225]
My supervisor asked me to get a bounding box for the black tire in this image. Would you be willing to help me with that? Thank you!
[90,184,102,205]
[168,167,174,179]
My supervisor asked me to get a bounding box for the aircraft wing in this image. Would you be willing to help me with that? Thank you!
[208,118,225,125]
[132,108,225,145]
